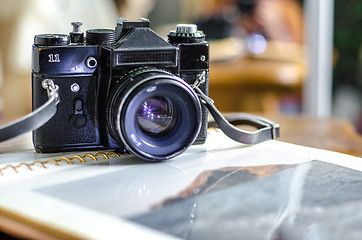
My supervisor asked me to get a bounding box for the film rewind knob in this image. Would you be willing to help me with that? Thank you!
[176,24,198,34]
[168,24,205,43]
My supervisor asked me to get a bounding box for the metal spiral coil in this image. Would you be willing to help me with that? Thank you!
[0,151,125,176]
[1,129,220,176]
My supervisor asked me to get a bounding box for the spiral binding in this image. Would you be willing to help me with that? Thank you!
[0,151,125,176]
[0,129,221,176]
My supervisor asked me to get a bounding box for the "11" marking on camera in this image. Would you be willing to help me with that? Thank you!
[48,54,60,63]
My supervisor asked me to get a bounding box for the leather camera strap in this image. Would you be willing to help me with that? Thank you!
[0,78,279,146]
[194,86,280,144]
[0,80,59,142]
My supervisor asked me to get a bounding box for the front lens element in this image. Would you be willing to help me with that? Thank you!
[136,97,176,136]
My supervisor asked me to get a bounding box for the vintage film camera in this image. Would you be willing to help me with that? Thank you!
[32,18,209,161]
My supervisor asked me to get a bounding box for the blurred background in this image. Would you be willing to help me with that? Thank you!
[0,0,361,132]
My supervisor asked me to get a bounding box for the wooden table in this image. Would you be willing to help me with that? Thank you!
[263,114,362,158]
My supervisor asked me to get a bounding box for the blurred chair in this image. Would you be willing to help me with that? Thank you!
[186,0,306,114]
[209,39,305,113]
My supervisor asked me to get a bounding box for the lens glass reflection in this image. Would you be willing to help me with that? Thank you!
[136,96,176,136]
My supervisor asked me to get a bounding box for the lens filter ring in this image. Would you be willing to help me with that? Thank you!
[107,69,202,161]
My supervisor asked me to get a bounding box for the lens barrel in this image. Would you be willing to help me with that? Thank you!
[107,68,202,161]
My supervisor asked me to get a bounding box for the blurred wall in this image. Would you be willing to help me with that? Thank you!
[0,0,119,118]
[148,0,181,27]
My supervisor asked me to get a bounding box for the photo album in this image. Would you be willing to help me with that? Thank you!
[1,129,362,239]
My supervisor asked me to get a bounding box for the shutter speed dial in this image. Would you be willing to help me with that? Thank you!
[34,34,70,46]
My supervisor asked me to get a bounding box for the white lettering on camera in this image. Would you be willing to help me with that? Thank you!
[48,54,60,63]
[131,134,142,147]
[146,86,156,93]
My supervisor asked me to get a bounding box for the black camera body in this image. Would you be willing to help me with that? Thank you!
[32,18,209,161]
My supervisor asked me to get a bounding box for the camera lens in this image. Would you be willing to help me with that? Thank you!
[136,96,176,136]
[107,68,202,161]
